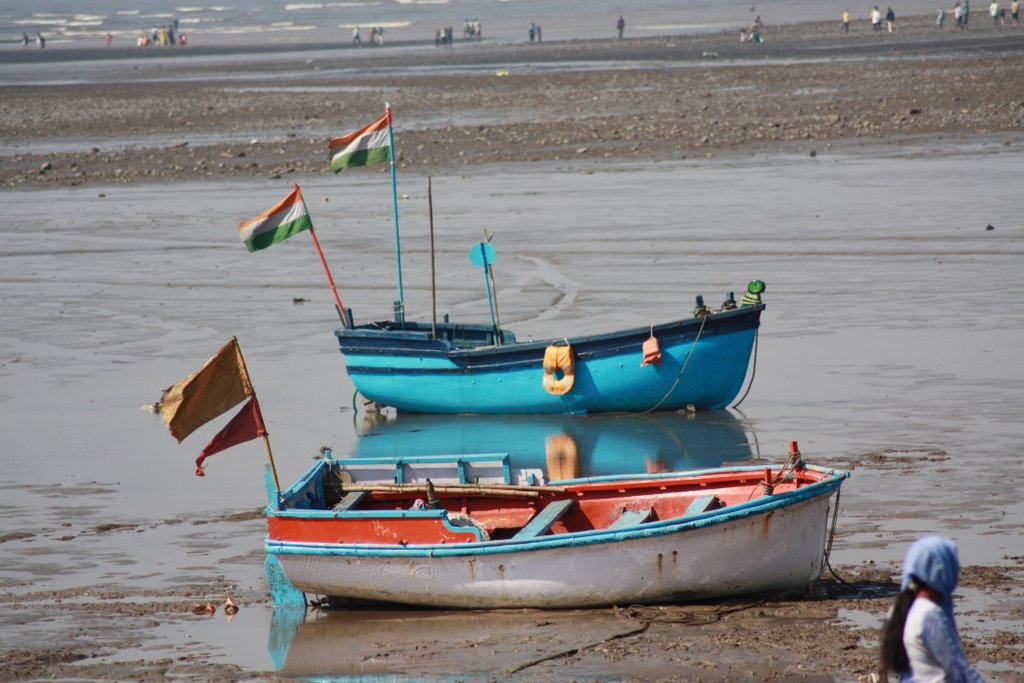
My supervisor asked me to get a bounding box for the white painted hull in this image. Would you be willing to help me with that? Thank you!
[273,495,831,609]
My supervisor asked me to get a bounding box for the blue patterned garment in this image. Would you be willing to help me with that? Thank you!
[899,536,986,683]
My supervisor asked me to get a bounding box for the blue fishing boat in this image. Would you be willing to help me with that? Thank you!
[335,283,765,415]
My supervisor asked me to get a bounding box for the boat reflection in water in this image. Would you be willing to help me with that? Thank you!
[269,603,691,681]
[348,409,758,482]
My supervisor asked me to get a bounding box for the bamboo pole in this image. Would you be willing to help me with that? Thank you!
[307,225,348,327]
[232,337,282,492]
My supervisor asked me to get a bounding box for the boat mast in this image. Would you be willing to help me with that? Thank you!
[385,103,405,321]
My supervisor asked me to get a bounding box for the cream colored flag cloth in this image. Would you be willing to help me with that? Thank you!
[158,338,252,442]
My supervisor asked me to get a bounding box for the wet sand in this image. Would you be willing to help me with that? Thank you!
[2,17,1024,683]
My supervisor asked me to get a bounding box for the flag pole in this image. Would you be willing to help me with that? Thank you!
[484,231,503,344]
[233,337,282,492]
[307,224,349,327]
[385,103,405,321]
[428,176,437,339]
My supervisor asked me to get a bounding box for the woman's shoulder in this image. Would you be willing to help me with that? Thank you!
[905,595,945,628]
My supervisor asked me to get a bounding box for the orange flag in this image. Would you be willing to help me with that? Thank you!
[195,397,266,476]
[158,338,252,442]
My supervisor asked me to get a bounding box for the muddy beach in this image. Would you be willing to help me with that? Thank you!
[2,16,1024,683]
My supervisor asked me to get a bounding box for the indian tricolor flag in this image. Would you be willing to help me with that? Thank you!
[328,113,392,173]
[238,184,313,252]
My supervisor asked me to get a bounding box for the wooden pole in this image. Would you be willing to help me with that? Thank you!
[428,177,437,339]
[484,231,503,344]
[307,225,348,327]
[385,103,405,318]
[232,337,282,492]
[253,396,281,493]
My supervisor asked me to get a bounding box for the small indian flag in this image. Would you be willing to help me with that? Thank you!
[328,113,392,173]
[238,185,313,252]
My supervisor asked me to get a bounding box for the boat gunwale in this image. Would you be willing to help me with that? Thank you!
[335,304,764,363]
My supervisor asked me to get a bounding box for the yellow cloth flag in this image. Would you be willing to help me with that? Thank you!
[158,338,252,442]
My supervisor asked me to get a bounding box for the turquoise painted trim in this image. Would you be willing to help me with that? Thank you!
[278,459,332,510]
[264,472,847,558]
[264,463,280,511]
[264,553,307,607]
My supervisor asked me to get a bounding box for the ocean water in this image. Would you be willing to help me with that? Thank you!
[0,0,943,49]
[1,145,1022,679]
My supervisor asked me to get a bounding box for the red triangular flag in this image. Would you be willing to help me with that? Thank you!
[195,396,266,476]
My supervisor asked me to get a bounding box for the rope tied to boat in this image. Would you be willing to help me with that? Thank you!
[823,483,850,586]
[642,312,709,414]
[748,441,805,499]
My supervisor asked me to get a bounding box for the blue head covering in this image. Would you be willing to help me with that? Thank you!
[901,535,960,629]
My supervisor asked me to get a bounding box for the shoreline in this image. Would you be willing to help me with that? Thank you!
[2,15,1023,191]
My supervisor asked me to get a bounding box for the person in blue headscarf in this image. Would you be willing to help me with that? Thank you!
[880,536,986,682]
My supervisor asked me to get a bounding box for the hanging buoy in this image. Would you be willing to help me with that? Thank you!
[542,344,575,395]
[641,334,661,367]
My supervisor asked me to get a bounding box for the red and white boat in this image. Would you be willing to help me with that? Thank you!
[263,443,848,609]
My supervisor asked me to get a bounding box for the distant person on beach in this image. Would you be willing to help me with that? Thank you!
[989,0,1001,22]
[21,31,29,47]
[871,5,883,29]
[886,6,896,31]
[106,32,112,46]
[879,536,987,683]
[36,31,45,48]
[963,0,971,26]
[353,26,361,45]
[529,22,536,42]
[1012,0,1020,23]
[536,24,542,41]
[616,15,625,39]
[842,9,851,32]
[937,7,946,25]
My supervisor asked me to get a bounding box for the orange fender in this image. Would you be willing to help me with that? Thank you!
[641,334,661,367]
[542,344,575,395]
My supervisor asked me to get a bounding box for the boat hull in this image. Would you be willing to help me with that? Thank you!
[335,305,762,414]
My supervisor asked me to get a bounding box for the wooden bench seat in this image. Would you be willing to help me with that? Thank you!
[607,507,653,530]
[512,499,575,539]
[333,490,367,511]
[682,494,723,518]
